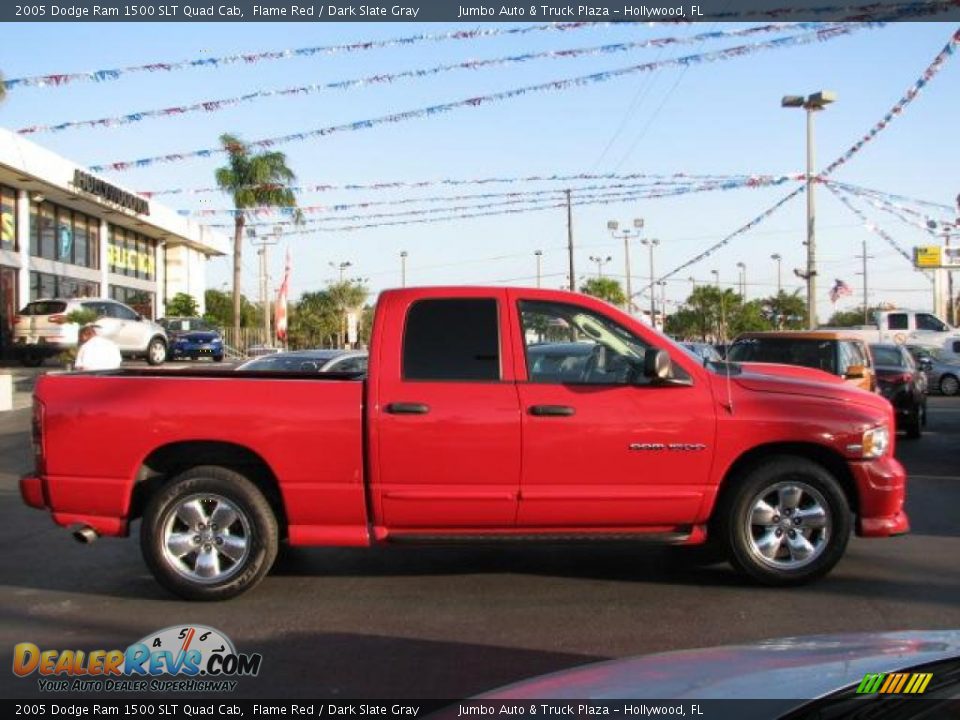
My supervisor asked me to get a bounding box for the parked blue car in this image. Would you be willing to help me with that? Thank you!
[159,317,224,362]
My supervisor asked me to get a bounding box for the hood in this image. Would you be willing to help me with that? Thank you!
[723,366,888,414]
[736,362,844,385]
[175,331,220,343]
[481,630,960,707]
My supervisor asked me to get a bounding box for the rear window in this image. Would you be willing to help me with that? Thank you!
[403,298,500,381]
[20,301,67,316]
[870,346,906,367]
[728,337,838,375]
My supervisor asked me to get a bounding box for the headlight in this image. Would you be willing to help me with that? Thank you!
[861,425,890,459]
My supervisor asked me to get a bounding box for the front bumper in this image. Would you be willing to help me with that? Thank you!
[849,455,910,537]
[170,342,223,357]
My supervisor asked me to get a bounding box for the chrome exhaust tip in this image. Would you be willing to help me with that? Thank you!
[73,527,99,544]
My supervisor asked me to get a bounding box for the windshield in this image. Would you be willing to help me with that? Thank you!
[728,338,838,375]
[20,301,67,316]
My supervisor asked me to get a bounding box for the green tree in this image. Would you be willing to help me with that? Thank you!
[215,133,298,343]
[359,305,376,347]
[580,277,626,307]
[289,291,341,349]
[761,290,808,330]
[203,288,256,328]
[165,292,199,317]
[826,306,880,327]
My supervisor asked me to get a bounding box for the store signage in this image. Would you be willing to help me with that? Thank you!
[107,244,155,277]
[73,170,150,216]
[914,246,942,268]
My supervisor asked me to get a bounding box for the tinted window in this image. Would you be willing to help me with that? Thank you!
[81,301,110,318]
[953,341,960,354]
[332,357,368,373]
[916,314,948,332]
[870,345,906,367]
[403,299,500,381]
[20,301,67,316]
[887,313,908,330]
[729,338,838,375]
[109,303,139,321]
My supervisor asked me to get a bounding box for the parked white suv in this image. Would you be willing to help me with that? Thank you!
[13,298,167,367]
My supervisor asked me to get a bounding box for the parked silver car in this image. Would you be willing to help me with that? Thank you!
[906,344,960,396]
[13,298,168,367]
[236,349,368,373]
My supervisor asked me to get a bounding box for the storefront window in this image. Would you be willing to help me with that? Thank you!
[110,285,154,319]
[29,271,99,301]
[89,221,100,269]
[40,203,56,260]
[27,199,98,269]
[56,208,74,264]
[0,186,16,252]
[108,224,155,280]
[75,216,88,269]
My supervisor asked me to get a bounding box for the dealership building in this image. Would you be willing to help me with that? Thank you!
[0,127,228,352]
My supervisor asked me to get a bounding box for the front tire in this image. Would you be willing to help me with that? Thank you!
[718,457,851,586]
[940,374,959,397]
[140,466,278,601]
[213,354,224,363]
[146,337,167,366]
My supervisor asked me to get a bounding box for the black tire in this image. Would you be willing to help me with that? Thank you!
[140,466,278,601]
[146,337,167,366]
[19,353,43,368]
[940,374,959,397]
[717,456,851,586]
[213,354,224,363]
[904,404,923,440]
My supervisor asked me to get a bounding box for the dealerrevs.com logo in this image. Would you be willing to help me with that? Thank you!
[12,625,262,693]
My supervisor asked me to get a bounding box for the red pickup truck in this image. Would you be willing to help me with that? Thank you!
[20,287,908,600]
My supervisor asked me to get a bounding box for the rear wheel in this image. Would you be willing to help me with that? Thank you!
[146,337,166,366]
[940,374,959,397]
[719,457,851,586]
[140,466,278,601]
[904,403,923,440]
[19,353,43,368]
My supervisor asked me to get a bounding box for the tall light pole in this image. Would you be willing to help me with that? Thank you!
[251,226,280,347]
[736,261,747,298]
[330,260,353,283]
[856,238,874,324]
[711,269,720,287]
[329,260,353,348]
[657,280,667,327]
[688,276,697,293]
[608,218,644,312]
[641,238,660,328]
[771,253,783,295]
[534,250,543,288]
[400,251,408,287]
[782,90,837,329]
[588,255,613,279]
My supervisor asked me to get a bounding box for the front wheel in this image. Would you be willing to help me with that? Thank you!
[719,457,851,586]
[213,354,224,363]
[140,466,279,601]
[940,374,959,397]
[146,337,167,366]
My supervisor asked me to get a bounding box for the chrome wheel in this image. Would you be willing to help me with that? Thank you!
[148,340,166,365]
[161,494,251,584]
[744,481,831,570]
[941,375,959,396]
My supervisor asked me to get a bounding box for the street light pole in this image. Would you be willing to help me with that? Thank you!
[711,269,719,287]
[608,218,644,313]
[736,262,746,298]
[771,253,782,294]
[251,227,280,347]
[400,251,408,288]
[641,238,660,327]
[588,255,613,279]
[856,238,874,324]
[534,250,543,288]
[783,90,837,329]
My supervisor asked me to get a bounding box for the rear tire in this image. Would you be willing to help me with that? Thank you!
[146,337,167,366]
[940,374,959,397]
[140,466,278,601]
[718,456,851,586]
[904,405,923,440]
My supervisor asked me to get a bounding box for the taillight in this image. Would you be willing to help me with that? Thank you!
[49,314,67,324]
[883,373,913,385]
[32,400,45,476]
[13,315,21,325]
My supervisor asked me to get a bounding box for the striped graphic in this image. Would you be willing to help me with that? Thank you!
[856,672,933,694]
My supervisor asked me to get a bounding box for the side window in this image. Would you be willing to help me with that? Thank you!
[953,341,960,354]
[81,301,109,319]
[838,342,859,375]
[849,341,869,368]
[519,300,666,386]
[916,314,948,332]
[110,303,138,321]
[403,298,500,381]
[887,313,908,330]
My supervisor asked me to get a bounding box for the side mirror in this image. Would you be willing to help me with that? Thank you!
[845,364,866,380]
[643,348,672,380]
[919,357,933,370]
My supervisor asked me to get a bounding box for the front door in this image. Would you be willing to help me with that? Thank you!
[509,295,715,529]
[372,292,521,530]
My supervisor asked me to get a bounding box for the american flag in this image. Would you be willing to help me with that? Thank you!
[274,249,291,342]
[828,278,853,304]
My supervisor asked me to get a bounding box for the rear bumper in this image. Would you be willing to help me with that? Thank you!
[20,474,46,509]
[19,474,129,537]
[850,456,910,537]
[12,342,68,358]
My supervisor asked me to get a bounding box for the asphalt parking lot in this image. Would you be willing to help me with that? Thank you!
[0,375,957,699]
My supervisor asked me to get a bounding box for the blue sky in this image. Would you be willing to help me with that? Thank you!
[1,21,957,318]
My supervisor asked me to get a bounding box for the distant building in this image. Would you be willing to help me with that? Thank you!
[0,127,227,351]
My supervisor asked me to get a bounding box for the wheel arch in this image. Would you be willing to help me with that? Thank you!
[130,440,287,536]
[713,442,858,522]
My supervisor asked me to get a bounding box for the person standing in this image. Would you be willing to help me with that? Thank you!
[74,323,122,371]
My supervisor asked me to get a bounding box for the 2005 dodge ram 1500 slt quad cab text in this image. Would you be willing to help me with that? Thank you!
[20,287,909,600]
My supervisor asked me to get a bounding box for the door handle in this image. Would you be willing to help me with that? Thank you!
[385,402,430,415]
[528,405,575,417]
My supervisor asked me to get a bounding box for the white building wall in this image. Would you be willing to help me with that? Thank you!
[164,244,209,316]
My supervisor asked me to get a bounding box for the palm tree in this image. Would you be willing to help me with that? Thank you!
[0,72,7,104]
[215,134,297,342]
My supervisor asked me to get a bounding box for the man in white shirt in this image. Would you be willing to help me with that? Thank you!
[74,324,122,371]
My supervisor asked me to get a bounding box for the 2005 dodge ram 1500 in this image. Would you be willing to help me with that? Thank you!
[20,287,909,600]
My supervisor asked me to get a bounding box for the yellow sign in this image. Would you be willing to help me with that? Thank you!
[107,244,155,277]
[914,245,942,268]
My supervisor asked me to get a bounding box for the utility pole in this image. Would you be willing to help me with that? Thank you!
[565,189,575,292]
[856,238,874,324]
[641,238,660,328]
[771,253,782,294]
[251,227,280,347]
[534,250,543,288]
[400,251,408,288]
[782,91,837,329]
